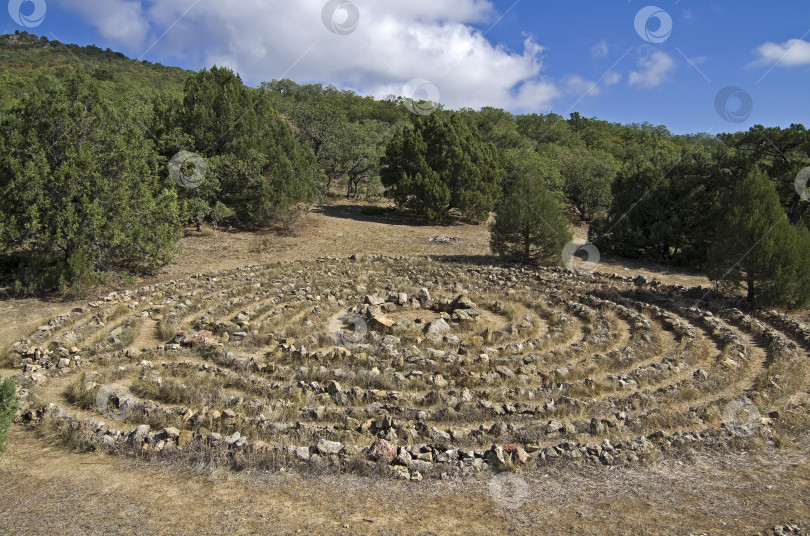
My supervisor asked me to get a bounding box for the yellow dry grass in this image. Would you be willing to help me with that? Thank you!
[0,198,806,535]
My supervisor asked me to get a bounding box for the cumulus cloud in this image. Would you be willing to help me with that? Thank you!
[52,0,149,49]
[628,50,675,89]
[52,0,606,112]
[753,38,810,67]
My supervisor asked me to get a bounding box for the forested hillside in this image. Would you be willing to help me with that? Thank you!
[0,31,188,107]
[1,32,808,307]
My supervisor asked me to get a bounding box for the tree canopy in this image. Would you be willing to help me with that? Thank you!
[0,70,180,293]
[706,168,810,307]
[159,67,320,230]
[490,156,571,264]
[1,32,809,309]
[381,112,502,223]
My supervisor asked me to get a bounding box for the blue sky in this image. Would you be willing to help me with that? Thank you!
[4,0,809,134]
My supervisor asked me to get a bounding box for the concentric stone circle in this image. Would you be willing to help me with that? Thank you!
[8,255,809,479]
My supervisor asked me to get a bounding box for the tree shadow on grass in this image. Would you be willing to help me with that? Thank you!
[312,203,472,228]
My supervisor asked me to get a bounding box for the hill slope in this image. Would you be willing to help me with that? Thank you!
[0,31,190,106]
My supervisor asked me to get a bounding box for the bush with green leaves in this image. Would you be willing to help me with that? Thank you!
[558,146,619,221]
[0,376,18,451]
[160,67,320,230]
[381,112,502,223]
[0,70,181,294]
[590,141,736,268]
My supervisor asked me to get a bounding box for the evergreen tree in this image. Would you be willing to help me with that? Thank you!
[707,168,810,307]
[161,67,320,229]
[559,146,619,221]
[0,71,180,293]
[490,166,572,265]
[590,141,732,267]
[500,147,564,196]
[381,112,502,223]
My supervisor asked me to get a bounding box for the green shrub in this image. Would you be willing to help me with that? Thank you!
[0,376,19,451]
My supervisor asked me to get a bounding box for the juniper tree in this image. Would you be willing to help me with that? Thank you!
[160,67,320,229]
[0,70,181,293]
[490,164,572,265]
[707,168,810,307]
[381,112,502,223]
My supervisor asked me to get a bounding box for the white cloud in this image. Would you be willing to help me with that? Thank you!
[628,50,675,89]
[753,38,810,67]
[52,0,611,112]
[591,40,608,59]
[52,0,149,49]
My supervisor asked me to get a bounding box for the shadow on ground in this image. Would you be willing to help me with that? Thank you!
[312,203,474,228]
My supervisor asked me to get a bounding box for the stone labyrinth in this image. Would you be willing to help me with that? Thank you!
[8,256,810,480]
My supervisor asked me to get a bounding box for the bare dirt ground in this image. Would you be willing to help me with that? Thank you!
[1,199,808,536]
[2,427,808,536]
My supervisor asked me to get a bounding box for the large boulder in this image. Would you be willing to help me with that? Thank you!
[368,312,396,333]
[485,444,513,471]
[316,439,343,455]
[417,288,431,304]
[325,380,342,395]
[425,318,451,336]
[368,439,398,464]
[502,443,529,464]
[365,295,386,306]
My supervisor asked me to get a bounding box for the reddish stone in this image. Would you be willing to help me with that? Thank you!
[368,439,398,464]
[182,330,212,347]
[502,443,530,464]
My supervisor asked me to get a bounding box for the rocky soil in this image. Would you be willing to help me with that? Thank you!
[7,254,810,491]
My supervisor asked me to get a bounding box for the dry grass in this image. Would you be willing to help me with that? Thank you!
[157,314,182,342]
[1,198,809,535]
[63,373,99,410]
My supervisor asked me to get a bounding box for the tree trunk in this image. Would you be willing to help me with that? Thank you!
[787,194,808,224]
[747,274,755,302]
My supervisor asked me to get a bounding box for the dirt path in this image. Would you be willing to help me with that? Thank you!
[1,427,808,535]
